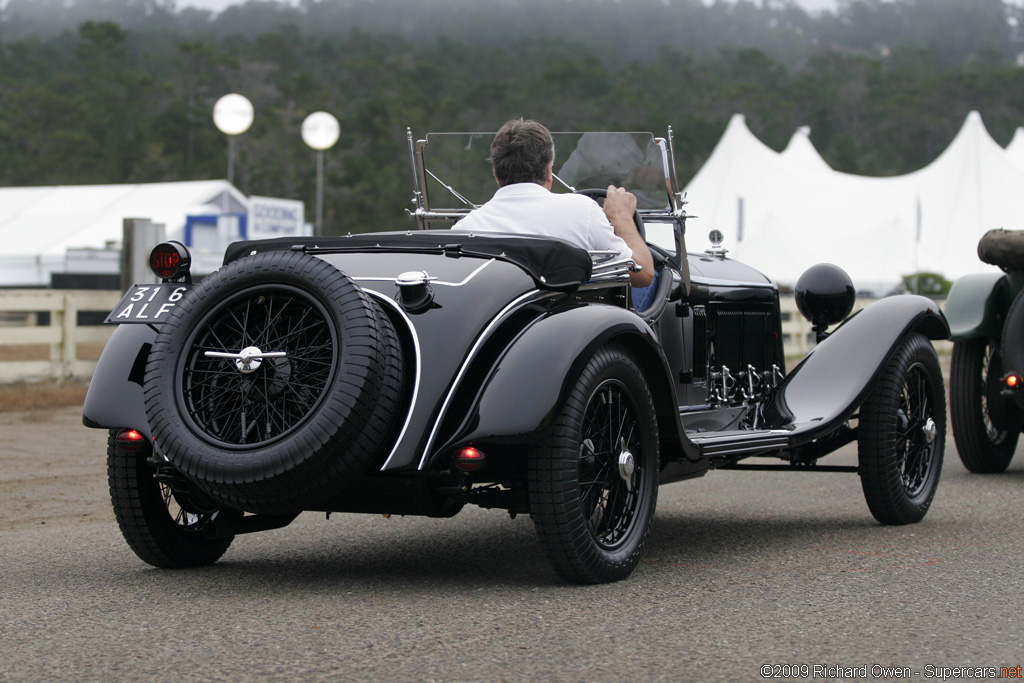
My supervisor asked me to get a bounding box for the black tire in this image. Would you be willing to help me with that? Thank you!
[144,251,404,513]
[528,344,659,584]
[107,430,236,568]
[950,338,1017,473]
[858,333,945,525]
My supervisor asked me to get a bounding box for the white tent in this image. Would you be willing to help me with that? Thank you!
[684,111,1024,293]
[779,125,834,173]
[1004,127,1024,170]
[0,180,305,286]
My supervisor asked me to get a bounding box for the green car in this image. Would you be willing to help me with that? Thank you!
[947,229,1024,472]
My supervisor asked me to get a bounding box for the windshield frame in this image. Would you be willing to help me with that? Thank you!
[407,130,683,230]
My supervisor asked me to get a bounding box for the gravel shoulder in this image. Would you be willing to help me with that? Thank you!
[0,405,111,532]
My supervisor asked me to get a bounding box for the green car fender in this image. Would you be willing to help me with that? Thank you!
[944,272,1020,341]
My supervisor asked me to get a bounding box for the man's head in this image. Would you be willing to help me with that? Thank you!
[489,118,555,187]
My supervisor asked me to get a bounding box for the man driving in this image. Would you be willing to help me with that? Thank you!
[455,118,655,290]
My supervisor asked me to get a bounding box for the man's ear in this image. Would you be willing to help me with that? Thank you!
[493,170,500,186]
[543,162,554,190]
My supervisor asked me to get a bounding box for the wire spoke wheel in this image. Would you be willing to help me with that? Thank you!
[161,478,202,529]
[859,333,945,525]
[980,345,1000,441]
[894,363,936,496]
[180,286,336,448]
[529,344,659,584]
[578,381,643,549]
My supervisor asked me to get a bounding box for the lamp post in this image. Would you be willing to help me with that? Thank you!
[301,111,340,237]
[212,93,254,184]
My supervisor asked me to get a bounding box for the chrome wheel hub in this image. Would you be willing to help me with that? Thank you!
[204,346,287,374]
[617,438,635,492]
[922,417,937,445]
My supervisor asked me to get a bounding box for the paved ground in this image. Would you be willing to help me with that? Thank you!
[2,401,1023,682]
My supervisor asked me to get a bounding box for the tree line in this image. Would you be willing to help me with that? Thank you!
[2,0,1024,234]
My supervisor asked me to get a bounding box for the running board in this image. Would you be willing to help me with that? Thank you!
[689,429,791,458]
[717,463,858,473]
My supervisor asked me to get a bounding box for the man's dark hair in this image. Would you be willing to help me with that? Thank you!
[489,118,555,186]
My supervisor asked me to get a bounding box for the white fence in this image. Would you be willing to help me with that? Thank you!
[0,290,121,383]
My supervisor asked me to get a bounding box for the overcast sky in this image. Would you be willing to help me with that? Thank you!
[177,0,845,13]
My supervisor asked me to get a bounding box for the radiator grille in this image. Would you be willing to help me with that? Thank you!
[713,307,778,372]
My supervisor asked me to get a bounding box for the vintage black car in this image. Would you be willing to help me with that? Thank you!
[84,130,949,584]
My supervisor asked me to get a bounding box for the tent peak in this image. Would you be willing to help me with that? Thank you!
[781,124,833,172]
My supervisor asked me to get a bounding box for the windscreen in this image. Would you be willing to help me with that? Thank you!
[421,132,672,212]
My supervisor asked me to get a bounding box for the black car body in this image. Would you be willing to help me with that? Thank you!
[85,130,949,583]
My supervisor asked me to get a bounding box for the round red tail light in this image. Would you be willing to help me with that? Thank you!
[453,446,486,472]
[150,241,191,280]
[115,429,148,453]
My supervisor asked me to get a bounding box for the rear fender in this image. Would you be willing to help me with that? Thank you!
[945,273,1012,341]
[82,324,157,437]
[432,304,688,462]
[765,295,948,442]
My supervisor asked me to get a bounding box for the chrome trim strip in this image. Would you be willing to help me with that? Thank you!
[418,289,542,470]
[353,259,494,287]
[655,137,672,205]
[365,292,423,471]
[590,252,636,281]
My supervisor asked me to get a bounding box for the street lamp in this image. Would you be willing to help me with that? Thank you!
[212,93,254,184]
[301,111,340,237]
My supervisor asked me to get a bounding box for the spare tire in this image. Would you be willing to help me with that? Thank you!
[144,250,404,514]
[978,228,1024,272]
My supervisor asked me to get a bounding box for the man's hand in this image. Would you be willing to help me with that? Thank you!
[604,185,655,287]
[603,185,638,226]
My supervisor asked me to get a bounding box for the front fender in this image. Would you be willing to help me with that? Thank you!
[766,295,948,442]
[82,324,157,437]
[944,272,1012,340]
[433,304,678,456]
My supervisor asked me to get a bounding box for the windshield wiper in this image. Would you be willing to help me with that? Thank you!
[425,168,477,208]
[551,172,577,193]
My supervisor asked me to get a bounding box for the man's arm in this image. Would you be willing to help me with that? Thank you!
[603,185,655,287]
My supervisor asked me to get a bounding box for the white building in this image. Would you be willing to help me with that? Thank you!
[0,180,306,286]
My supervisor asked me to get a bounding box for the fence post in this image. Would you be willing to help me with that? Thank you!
[61,292,77,380]
[120,218,167,291]
[48,294,62,378]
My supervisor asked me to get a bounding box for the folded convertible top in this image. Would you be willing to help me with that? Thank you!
[223,231,595,291]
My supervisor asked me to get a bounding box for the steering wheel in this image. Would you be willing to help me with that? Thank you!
[574,188,646,242]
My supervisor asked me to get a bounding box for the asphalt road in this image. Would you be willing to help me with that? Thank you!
[2,404,1023,682]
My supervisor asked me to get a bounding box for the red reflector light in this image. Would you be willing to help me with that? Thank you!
[453,446,486,472]
[1008,375,1020,389]
[149,241,191,280]
[116,429,147,452]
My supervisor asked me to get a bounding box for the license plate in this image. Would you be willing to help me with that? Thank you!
[105,283,192,324]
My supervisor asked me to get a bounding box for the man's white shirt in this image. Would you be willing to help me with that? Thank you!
[454,183,632,260]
